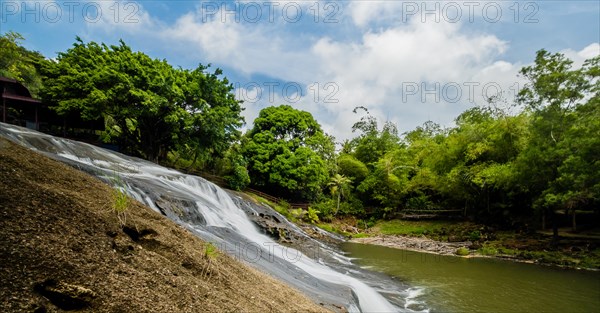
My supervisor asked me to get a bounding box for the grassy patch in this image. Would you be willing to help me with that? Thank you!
[110,173,130,228]
[455,247,470,256]
[373,219,477,239]
[579,249,600,269]
[112,188,129,227]
[316,223,353,237]
[246,193,297,222]
[375,220,446,236]
[478,245,499,256]
[203,242,218,260]
[316,223,336,233]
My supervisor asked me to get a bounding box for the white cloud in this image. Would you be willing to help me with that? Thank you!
[578,43,600,59]
[561,43,600,67]
[83,0,153,33]
[162,12,242,61]
[308,19,511,139]
[159,7,313,80]
[346,0,404,28]
[159,8,515,140]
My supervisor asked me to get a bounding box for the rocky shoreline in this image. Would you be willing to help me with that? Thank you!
[350,235,600,271]
[351,235,473,256]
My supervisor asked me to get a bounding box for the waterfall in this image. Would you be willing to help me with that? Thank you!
[1,123,421,313]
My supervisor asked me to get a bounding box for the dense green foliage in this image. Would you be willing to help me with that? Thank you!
[242,105,334,201]
[516,51,599,224]
[317,51,599,231]
[40,38,243,163]
[0,32,46,97]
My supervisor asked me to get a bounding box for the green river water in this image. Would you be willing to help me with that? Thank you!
[342,242,600,313]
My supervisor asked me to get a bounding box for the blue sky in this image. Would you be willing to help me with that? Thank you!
[2,0,599,140]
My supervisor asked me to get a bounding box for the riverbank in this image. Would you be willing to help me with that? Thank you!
[0,138,330,313]
[351,235,473,256]
[315,218,600,270]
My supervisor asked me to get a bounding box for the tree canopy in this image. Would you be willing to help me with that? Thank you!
[243,105,334,201]
[310,50,598,228]
[0,31,46,97]
[40,38,243,162]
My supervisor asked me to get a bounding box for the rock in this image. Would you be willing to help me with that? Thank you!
[469,243,482,250]
[448,235,460,242]
[155,196,205,225]
[32,305,47,313]
[112,234,135,254]
[34,279,96,310]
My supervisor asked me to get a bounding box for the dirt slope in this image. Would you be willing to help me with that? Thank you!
[0,138,330,313]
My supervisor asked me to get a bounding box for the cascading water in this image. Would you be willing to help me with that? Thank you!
[0,123,427,313]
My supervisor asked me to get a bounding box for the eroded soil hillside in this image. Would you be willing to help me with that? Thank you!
[0,138,330,313]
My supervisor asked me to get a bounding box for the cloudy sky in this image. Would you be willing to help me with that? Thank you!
[3,0,599,141]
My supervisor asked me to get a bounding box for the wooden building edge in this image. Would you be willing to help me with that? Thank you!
[1,76,104,140]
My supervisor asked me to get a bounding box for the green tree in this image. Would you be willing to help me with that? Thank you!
[329,174,352,215]
[219,143,251,191]
[516,50,599,239]
[243,105,334,201]
[356,152,410,217]
[337,154,369,184]
[0,31,46,97]
[175,66,243,169]
[41,38,243,163]
[437,107,529,220]
[349,107,401,166]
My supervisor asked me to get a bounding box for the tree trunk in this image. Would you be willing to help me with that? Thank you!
[552,210,559,245]
[542,209,546,230]
[335,193,340,216]
[187,149,199,171]
[572,210,577,232]
[487,189,490,214]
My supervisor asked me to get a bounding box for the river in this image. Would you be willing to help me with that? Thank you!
[342,242,600,312]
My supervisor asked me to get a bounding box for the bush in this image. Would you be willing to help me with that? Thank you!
[290,208,305,220]
[291,206,321,224]
[478,246,498,255]
[306,207,320,224]
[469,230,481,241]
[225,165,250,191]
[405,194,432,210]
[309,199,335,221]
[455,247,470,256]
